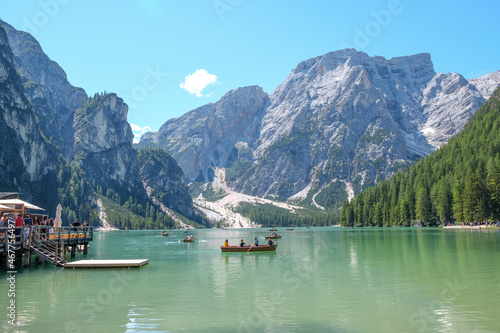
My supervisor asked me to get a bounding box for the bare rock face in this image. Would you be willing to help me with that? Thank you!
[143,49,498,208]
[1,20,87,157]
[0,23,58,201]
[469,71,500,100]
[73,93,146,196]
[140,85,269,182]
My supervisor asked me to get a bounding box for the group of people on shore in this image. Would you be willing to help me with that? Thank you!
[222,237,275,247]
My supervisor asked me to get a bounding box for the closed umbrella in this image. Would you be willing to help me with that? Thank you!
[54,204,62,228]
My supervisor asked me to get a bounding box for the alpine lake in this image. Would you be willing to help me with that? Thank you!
[2,227,499,333]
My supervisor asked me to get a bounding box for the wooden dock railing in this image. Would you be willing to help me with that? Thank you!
[1,226,94,267]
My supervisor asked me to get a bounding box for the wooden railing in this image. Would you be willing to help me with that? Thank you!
[0,226,26,252]
[0,226,93,253]
[32,225,94,244]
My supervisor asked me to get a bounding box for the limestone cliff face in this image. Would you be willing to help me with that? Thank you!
[142,49,498,208]
[0,23,58,201]
[469,71,500,100]
[1,20,87,157]
[140,85,268,182]
[73,93,146,196]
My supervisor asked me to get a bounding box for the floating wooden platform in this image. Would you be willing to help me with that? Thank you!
[63,259,149,269]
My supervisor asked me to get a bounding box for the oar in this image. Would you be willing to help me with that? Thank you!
[246,244,253,253]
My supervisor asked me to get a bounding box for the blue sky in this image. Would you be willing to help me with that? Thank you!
[1,0,499,142]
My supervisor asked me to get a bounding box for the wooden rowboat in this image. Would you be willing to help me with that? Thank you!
[265,235,281,239]
[162,231,169,236]
[183,237,195,242]
[220,244,278,252]
[269,228,278,231]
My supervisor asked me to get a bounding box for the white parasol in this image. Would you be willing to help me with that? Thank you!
[54,203,62,228]
[0,204,11,210]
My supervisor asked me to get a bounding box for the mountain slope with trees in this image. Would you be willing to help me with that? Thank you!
[339,88,500,227]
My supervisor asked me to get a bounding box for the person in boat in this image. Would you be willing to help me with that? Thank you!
[268,238,274,246]
[272,232,277,237]
[187,234,193,240]
[239,239,246,247]
[224,239,229,247]
[254,237,258,246]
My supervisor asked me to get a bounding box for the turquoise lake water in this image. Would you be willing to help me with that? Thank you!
[2,227,500,333]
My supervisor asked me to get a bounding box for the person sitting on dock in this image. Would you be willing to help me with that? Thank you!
[224,239,229,247]
[239,239,246,247]
[254,237,258,246]
[268,238,274,246]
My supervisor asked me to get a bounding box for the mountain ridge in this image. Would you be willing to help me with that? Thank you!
[141,48,498,213]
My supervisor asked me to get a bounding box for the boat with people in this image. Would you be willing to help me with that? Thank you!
[269,228,278,231]
[220,244,278,252]
[265,235,282,239]
[183,235,195,242]
[162,231,169,236]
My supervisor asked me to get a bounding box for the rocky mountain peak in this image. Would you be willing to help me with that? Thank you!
[143,49,496,210]
[140,84,268,182]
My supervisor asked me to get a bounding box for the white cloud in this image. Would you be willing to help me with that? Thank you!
[130,124,153,144]
[179,69,218,97]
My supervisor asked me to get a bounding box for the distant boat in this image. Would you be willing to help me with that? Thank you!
[183,237,195,243]
[162,231,169,236]
[269,228,278,231]
[286,228,294,230]
[265,235,282,239]
[220,244,278,252]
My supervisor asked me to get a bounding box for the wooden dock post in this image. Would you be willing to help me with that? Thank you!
[23,226,33,267]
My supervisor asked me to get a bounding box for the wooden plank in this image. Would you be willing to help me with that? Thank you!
[63,259,149,269]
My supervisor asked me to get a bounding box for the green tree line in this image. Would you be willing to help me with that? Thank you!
[236,202,336,227]
[339,88,500,227]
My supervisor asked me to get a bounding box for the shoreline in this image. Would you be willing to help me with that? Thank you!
[443,225,499,229]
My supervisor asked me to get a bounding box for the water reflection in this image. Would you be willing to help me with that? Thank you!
[4,228,500,332]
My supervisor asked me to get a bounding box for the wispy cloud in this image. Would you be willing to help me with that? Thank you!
[130,123,153,144]
[179,69,218,97]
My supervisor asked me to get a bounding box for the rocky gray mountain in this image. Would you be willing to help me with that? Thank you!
[1,20,87,157]
[139,85,268,182]
[0,22,59,205]
[0,21,196,223]
[469,71,500,100]
[73,93,147,197]
[141,49,498,209]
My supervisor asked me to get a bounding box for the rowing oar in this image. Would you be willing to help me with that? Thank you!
[246,244,253,253]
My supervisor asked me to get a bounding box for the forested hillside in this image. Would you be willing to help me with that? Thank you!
[339,87,500,227]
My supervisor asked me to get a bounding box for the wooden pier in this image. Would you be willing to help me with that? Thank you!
[64,259,149,269]
[0,226,93,267]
